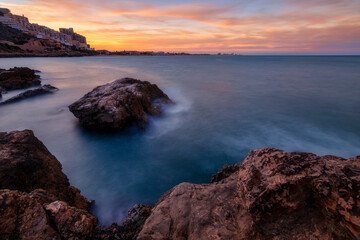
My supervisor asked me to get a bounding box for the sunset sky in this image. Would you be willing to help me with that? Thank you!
[1,0,360,53]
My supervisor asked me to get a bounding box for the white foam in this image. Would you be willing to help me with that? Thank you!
[146,88,192,139]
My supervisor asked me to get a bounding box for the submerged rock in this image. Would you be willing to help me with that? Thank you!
[69,78,172,130]
[0,67,40,90]
[138,148,360,240]
[0,84,58,105]
[0,129,89,210]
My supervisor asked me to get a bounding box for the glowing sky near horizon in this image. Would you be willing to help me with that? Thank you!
[1,0,360,53]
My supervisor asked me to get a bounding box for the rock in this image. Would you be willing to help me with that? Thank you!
[92,204,152,240]
[29,189,59,205]
[0,129,89,210]
[0,84,58,105]
[69,78,172,130]
[138,148,360,240]
[0,67,40,90]
[1,128,359,239]
[45,201,97,240]
[0,190,98,240]
[0,189,60,240]
[122,204,152,233]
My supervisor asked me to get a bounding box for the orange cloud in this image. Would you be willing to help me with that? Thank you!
[1,0,359,53]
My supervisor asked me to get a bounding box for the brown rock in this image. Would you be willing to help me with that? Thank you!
[45,201,97,240]
[68,78,172,130]
[0,67,40,90]
[0,84,58,105]
[92,204,152,240]
[138,148,360,240]
[0,189,60,240]
[0,129,89,210]
[0,190,97,240]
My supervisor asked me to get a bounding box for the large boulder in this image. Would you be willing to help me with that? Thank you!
[138,148,360,240]
[0,67,40,90]
[68,78,172,130]
[0,129,89,210]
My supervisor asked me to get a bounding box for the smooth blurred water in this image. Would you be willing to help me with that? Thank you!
[0,56,359,225]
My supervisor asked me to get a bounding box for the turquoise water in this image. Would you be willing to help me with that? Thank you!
[0,56,360,225]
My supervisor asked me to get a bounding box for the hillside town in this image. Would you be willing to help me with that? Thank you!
[0,8,93,50]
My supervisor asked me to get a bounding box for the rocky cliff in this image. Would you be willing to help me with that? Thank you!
[0,23,96,57]
[0,130,151,240]
[0,130,359,239]
[138,148,360,240]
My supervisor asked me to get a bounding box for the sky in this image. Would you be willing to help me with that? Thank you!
[1,0,360,54]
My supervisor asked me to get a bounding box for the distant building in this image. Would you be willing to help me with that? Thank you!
[0,8,93,50]
[59,28,87,49]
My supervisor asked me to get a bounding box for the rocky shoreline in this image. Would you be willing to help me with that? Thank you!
[0,51,97,58]
[0,129,359,239]
[0,67,60,106]
[0,67,40,90]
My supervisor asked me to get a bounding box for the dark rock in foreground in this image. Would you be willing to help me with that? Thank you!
[69,78,172,130]
[0,129,88,210]
[0,129,151,240]
[138,148,360,240]
[0,129,97,240]
[44,200,97,239]
[0,84,58,105]
[93,204,152,240]
[0,67,40,90]
[0,189,60,239]
[0,189,97,240]
[0,129,359,239]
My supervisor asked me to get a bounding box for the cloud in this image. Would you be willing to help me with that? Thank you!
[1,0,359,53]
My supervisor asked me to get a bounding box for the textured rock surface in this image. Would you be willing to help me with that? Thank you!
[0,130,151,240]
[0,84,58,105]
[45,201,97,239]
[1,129,359,240]
[0,129,89,210]
[69,78,172,130]
[0,189,60,240]
[93,204,152,240]
[138,148,360,240]
[0,67,40,90]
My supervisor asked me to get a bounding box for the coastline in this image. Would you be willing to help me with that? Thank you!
[0,129,359,239]
[0,52,212,58]
[0,51,97,58]
[1,57,360,239]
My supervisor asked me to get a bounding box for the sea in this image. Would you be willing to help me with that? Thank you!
[0,55,359,225]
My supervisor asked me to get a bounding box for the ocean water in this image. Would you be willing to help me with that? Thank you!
[0,55,360,225]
